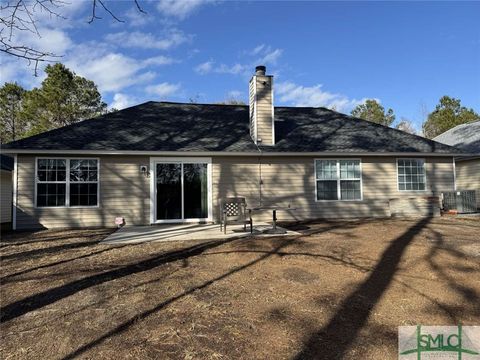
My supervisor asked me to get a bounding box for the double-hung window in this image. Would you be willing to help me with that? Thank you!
[36,158,99,207]
[397,158,426,191]
[36,159,67,207]
[315,159,362,201]
[69,159,99,206]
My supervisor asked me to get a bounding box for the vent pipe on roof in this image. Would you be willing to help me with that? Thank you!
[249,65,274,145]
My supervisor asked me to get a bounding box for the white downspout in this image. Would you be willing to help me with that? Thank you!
[12,154,17,230]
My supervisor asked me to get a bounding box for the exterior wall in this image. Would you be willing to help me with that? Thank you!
[249,75,274,145]
[1,170,12,224]
[455,158,480,208]
[212,156,455,222]
[16,155,150,229]
[14,154,455,229]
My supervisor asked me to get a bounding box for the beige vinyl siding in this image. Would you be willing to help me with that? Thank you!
[16,155,150,229]
[15,154,455,229]
[212,156,455,221]
[455,158,480,208]
[1,170,12,223]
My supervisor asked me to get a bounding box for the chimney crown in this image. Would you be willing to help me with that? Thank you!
[255,65,266,76]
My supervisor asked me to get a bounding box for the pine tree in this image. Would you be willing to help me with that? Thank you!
[351,99,396,127]
[22,63,107,136]
[0,82,27,143]
[422,96,479,138]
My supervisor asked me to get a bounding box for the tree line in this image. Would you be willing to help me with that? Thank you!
[1,62,478,143]
[350,97,479,138]
[1,64,107,143]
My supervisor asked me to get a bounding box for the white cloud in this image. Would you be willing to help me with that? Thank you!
[13,27,72,55]
[66,48,157,92]
[251,44,266,56]
[249,44,283,65]
[124,7,153,26]
[194,61,249,75]
[0,58,22,84]
[2,25,72,85]
[258,48,283,65]
[222,63,248,75]
[195,60,214,74]
[276,81,371,112]
[110,93,138,110]
[156,0,214,19]
[195,44,283,76]
[142,55,176,66]
[104,29,191,50]
[61,37,180,93]
[145,82,181,98]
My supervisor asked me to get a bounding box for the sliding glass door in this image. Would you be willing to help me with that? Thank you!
[156,163,182,220]
[183,163,208,219]
[154,159,210,222]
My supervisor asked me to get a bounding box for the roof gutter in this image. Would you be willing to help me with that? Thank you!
[454,155,480,161]
[0,149,469,157]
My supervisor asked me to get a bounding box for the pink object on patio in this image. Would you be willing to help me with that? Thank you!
[115,217,125,227]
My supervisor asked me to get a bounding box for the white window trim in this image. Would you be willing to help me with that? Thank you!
[396,158,427,192]
[314,158,363,202]
[34,157,100,208]
[149,157,212,224]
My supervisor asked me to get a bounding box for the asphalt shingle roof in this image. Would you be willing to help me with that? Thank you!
[433,121,480,154]
[2,101,461,154]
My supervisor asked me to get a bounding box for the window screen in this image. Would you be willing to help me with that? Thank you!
[69,159,98,206]
[397,159,426,191]
[315,160,362,200]
[36,159,99,207]
[36,159,66,207]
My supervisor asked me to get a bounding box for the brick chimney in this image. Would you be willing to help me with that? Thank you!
[249,65,274,145]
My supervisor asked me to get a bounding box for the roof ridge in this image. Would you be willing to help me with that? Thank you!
[148,100,338,111]
[446,120,480,132]
[151,101,248,107]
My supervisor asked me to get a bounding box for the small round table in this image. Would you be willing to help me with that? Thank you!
[248,206,297,234]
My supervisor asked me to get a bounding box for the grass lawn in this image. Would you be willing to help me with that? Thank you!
[1,217,479,359]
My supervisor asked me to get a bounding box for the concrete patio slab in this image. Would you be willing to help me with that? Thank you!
[101,223,300,244]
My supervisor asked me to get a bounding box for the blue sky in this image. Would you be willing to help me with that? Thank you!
[2,1,479,132]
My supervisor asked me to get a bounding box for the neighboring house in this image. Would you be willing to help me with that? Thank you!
[0,154,14,230]
[2,66,463,230]
[434,121,480,209]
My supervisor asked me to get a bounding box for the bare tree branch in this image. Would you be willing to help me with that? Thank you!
[134,0,146,14]
[89,0,124,24]
[1,0,145,76]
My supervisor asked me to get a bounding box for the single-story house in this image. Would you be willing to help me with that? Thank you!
[434,121,480,209]
[1,66,466,230]
[0,154,14,230]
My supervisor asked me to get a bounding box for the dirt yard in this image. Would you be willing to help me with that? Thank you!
[1,217,479,359]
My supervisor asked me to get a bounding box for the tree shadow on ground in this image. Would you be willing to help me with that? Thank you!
[292,217,431,360]
[59,236,298,360]
[53,223,352,359]
[0,238,236,323]
[424,226,480,317]
[0,240,104,261]
[0,242,140,283]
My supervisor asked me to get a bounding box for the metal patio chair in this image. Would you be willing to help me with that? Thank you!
[219,197,252,234]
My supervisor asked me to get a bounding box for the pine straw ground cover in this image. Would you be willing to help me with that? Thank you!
[0,217,479,360]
